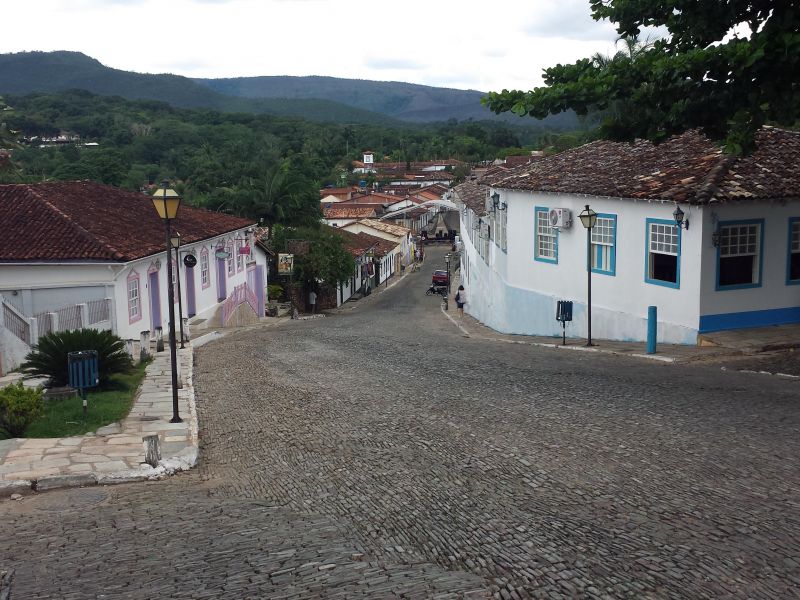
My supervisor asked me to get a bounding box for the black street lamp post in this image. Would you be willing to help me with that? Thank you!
[579,204,598,346]
[170,232,185,349]
[152,181,183,423]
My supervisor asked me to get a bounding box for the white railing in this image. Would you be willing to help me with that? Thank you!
[7,298,113,348]
[222,283,259,325]
[87,298,110,325]
[56,305,83,331]
[34,311,54,337]
[2,299,30,345]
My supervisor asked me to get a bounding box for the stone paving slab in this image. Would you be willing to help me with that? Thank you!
[0,347,198,493]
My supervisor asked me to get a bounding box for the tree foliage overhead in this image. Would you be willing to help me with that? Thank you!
[484,1,800,153]
[271,225,355,288]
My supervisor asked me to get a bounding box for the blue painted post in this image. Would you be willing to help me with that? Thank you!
[647,306,657,354]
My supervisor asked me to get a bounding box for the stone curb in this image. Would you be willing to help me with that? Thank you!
[0,480,33,498]
[2,350,200,499]
[721,366,800,379]
[4,446,201,497]
[445,310,679,364]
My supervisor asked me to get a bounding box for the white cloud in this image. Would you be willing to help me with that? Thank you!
[1,0,622,92]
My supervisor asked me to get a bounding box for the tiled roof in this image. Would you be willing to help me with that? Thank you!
[323,206,377,219]
[319,187,356,197]
[0,181,255,262]
[454,180,489,216]
[357,232,397,257]
[484,127,800,204]
[357,219,411,238]
[328,226,376,257]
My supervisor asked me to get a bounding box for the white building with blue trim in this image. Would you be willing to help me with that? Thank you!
[456,127,800,345]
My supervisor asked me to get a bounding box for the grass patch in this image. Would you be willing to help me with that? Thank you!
[20,359,150,439]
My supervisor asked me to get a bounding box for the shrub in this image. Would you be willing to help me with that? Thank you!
[21,329,133,388]
[267,284,284,302]
[0,383,44,437]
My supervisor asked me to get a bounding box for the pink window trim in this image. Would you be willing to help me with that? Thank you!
[127,269,142,325]
[226,240,235,278]
[200,247,211,289]
[236,237,244,272]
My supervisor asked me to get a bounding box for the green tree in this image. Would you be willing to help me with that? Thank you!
[292,227,356,288]
[484,1,800,153]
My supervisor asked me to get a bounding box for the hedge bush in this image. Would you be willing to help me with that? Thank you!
[0,383,44,437]
[21,329,133,388]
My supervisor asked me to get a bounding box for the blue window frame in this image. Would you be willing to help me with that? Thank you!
[591,213,617,276]
[788,218,800,285]
[645,218,681,289]
[716,219,764,290]
[534,206,558,264]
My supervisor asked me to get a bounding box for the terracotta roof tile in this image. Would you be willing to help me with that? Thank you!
[357,219,411,238]
[454,180,489,216]
[0,181,255,262]
[323,206,377,219]
[484,127,800,204]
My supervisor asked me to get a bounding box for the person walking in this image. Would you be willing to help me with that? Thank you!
[455,285,466,317]
[309,289,317,314]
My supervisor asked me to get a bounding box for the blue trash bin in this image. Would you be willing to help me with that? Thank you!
[68,350,99,416]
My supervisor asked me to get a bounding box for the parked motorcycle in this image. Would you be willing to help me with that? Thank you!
[426,284,447,296]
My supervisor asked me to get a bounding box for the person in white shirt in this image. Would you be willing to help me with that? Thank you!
[455,285,466,317]
[309,290,317,313]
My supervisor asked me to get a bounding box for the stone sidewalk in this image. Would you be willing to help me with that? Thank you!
[0,347,198,496]
[443,269,800,367]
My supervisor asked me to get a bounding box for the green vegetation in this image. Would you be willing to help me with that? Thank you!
[0,51,397,125]
[484,0,799,153]
[0,383,44,438]
[21,329,133,388]
[271,225,355,288]
[267,284,284,302]
[21,360,149,439]
[0,90,588,220]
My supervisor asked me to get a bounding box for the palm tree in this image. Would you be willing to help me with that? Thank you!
[592,34,656,67]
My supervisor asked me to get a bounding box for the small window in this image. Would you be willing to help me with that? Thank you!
[717,221,762,288]
[127,271,141,323]
[591,215,616,275]
[236,238,244,271]
[646,220,679,287]
[535,207,557,263]
[789,218,800,284]
[201,249,210,288]
[227,242,235,277]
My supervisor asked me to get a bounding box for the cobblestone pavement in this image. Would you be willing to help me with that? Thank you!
[2,246,799,599]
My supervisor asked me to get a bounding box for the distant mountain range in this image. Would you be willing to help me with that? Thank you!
[195,75,507,123]
[0,51,576,129]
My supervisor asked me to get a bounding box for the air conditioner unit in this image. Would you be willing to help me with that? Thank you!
[549,208,572,229]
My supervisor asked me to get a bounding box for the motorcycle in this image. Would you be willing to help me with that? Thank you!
[425,284,447,296]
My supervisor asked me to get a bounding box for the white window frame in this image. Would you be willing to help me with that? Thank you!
[535,207,557,263]
[236,237,244,272]
[717,220,763,289]
[226,241,235,277]
[591,214,616,275]
[646,219,680,288]
[127,271,141,324]
[201,248,210,289]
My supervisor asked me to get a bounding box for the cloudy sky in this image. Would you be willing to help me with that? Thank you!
[2,0,624,92]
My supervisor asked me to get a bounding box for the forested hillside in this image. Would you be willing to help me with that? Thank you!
[0,51,400,125]
[0,91,585,226]
[195,75,578,127]
[0,51,578,129]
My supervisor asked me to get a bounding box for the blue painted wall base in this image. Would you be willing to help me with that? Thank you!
[699,306,800,333]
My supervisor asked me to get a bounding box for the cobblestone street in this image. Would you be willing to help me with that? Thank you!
[2,247,799,599]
